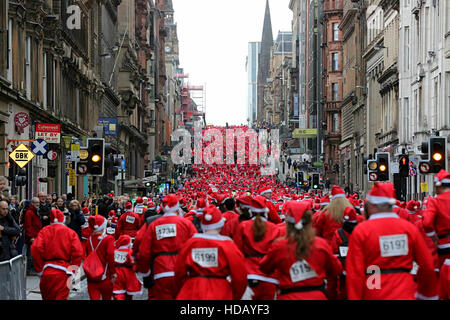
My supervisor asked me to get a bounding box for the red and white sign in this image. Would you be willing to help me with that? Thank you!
[35,123,61,143]
[14,112,30,132]
[47,150,58,161]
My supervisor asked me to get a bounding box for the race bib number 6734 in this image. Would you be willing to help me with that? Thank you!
[192,248,218,268]
[155,224,177,240]
[379,234,408,257]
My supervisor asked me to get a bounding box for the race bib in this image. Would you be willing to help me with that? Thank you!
[125,215,136,224]
[289,260,317,283]
[379,234,408,257]
[192,248,218,268]
[339,246,348,257]
[106,227,115,235]
[279,205,283,211]
[155,224,177,240]
[114,251,128,264]
[135,207,143,214]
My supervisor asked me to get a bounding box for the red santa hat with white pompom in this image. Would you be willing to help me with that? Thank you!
[200,205,225,231]
[162,194,181,214]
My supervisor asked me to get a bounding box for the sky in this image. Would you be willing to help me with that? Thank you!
[172,0,292,126]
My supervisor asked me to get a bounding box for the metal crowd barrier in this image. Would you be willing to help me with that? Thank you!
[0,255,27,300]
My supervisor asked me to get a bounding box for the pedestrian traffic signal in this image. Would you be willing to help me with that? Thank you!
[312,173,320,189]
[296,171,304,184]
[376,152,390,181]
[87,138,105,176]
[399,154,409,177]
[15,168,27,186]
[429,137,447,173]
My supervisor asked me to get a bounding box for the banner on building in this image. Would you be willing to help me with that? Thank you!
[292,128,317,139]
[98,118,118,135]
[293,94,299,117]
[35,124,61,143]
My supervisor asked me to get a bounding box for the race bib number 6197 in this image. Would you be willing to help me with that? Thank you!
[379,234,408,257]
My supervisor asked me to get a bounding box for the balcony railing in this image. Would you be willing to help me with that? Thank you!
[324,101,341,112]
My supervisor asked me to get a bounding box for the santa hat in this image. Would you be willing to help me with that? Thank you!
[248,196,269,214]
[82,207,90,215]
[162,194,180,214]
[258,186,272,196]
[115,235,132,249]
[330,186,346,200]
[285,201,312,230]
[125,202,133,210]
[147,202,156,210]
[367,182,397,205]
[50,209,66,224]
[343,206,357,223]
[201,205,225,231]
[136,197,143,204]
[320,195,330,206]
[91,215,107,232]
[313,203,321,211]
[434,169,450,186]
[196,198,207,212]
[108,193,114,198]
[108,210,115,218]
[236,195,253,209]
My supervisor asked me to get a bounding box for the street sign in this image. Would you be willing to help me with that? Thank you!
[76,163,88,175]
[98,118,118,135]
[292,128,317,138]
[35,123,61,143]
[420,182,429,193]
[31,139,48,156]
[71,143,80,162]
[80,149,89,160]
[46,150,58,161]
[121,160,126,170]
[69,169,76,186]
[9,143,35,168]
[369,172,378,182]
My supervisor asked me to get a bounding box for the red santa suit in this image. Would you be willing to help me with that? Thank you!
[220,195,252,239]
[233,196,281,300]
[113,235,143,300]
[330,207,359,300]
[440,259,450,299]
[31,209,84,300]
[85,215,117,300]
[260,201,342,300]
[259,187,282,224]
[134,197,147,225]
[24,205,42,245]
[174,206,247,300]
[422,170,450,267]
[115,202,142,240]
[346,182,438,300]
[136,194,198,300]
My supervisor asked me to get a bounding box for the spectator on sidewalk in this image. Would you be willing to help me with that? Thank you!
[67,200,85,241]
[52,197,69,223]
[38,192,52,228]
[0,200,20,262]
[9,196,20,224]
[24,197,42,274]
[0,176,10,202]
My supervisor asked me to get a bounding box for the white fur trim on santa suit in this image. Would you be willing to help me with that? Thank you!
[260,189,272,196]
[321,202,329,206]
[437,243,450,249]
[137,270,151,278]
[38,263,76,277]
[368,212,399,220]
[193,233,232,241]
[247,274,279,285]
[201,218,226,231]
[162,212,178,217]
[163,203,180,213]
[153,271,175,280]
[425,230,436,237]
[331,193,345,200]
[118,245,132,250]
[415,292,438,300]
[444,259,450,266]
[367,195,396,205]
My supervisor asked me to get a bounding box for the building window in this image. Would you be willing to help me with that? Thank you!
[404,27,410,71]
[332,53,339,71]
[43,53,47,109]
[332,113,339,132]
[7,19,12,82]
[332,83,339,101]
[404,98,409,140]
[25,36,31,100]
[333,23,339,41]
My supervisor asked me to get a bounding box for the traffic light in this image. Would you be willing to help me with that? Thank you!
[367,158,378,182]
[312,173,320,189]
[429,137,447,173]
[15,168,27,186]
[296,171,304,184]
[399,154,409,177]
[87,138,105,176]
[376,152,390,181]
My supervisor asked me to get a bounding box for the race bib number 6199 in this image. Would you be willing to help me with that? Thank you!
[192,248,218,268]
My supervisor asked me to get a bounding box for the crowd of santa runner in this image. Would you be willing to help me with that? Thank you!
[13,126,450,300]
